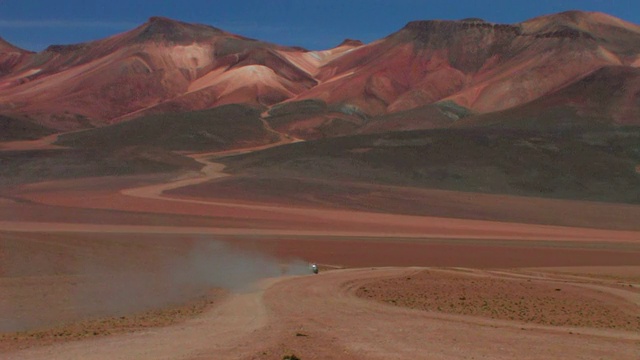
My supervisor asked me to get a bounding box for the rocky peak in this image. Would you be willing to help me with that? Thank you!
[132,16,223,44]
[0,37,30,53]
[337,39,364,47]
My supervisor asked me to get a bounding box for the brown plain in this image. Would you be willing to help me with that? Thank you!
[1,145,639,359]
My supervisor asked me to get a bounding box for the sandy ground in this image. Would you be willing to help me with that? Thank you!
[168,176,640,231]
[355,268,640,330]
[4,268,639,360]
[7,164,640,244]
[0,134,63,152]
[0,290,226,353]
[1,138,639,358]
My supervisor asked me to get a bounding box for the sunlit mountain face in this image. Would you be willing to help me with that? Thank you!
[0,11,637,137]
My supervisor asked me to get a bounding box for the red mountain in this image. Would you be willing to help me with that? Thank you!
[0,38,33,81]
[291,11,639,113]
[0,17,331,130]
[0,11,638,134]
[453,65,640,130]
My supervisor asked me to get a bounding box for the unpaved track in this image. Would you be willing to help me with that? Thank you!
[4,283,271,360]
[116,149,640,244]
[119,126,295,198]
[5,131,640,244]
[258,268,640,359]
[6,268,639,359]
[0,134,63,152]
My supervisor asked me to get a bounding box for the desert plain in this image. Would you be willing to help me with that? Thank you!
[0,133,638,360]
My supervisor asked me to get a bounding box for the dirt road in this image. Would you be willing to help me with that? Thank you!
[6,268,639,359]
[5,283,269,359]
[0,134,63,152]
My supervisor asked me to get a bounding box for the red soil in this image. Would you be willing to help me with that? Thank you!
[355,268,640,330]
[1,139,639,358]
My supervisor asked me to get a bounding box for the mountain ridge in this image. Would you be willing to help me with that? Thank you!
[0,11,638,135]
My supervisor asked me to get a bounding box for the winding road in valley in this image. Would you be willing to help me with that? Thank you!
[115,142,640,244]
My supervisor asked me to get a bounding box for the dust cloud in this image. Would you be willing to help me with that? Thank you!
[172,240,312,292]
[0,235,312,332]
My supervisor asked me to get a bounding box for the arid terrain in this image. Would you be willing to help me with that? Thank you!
[1,9,639,360]
[1,134,639,359]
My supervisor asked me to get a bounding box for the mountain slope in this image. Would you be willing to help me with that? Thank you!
[455,66,640,130]
[268,11,639,137]
[0,18,327,130]
[55,104,278,151]
[291,12,639,117]
[0,11,638,135]
[0,38,33,82]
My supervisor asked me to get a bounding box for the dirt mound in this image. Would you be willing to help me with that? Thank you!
[356,269,640,330]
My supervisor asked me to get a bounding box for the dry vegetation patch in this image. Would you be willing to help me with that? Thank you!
[356,270,640,330]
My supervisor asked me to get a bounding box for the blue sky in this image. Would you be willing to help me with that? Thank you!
[0,0,638,51]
